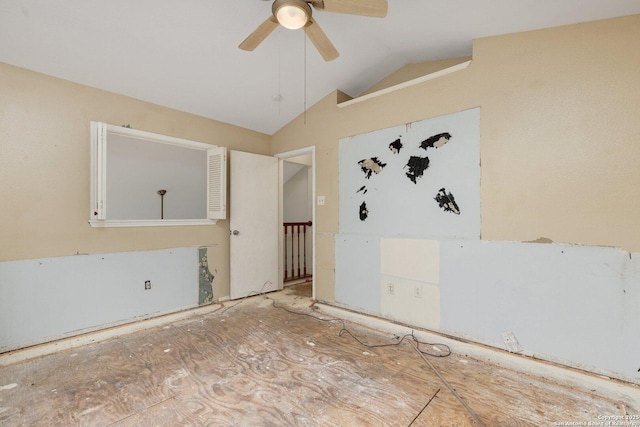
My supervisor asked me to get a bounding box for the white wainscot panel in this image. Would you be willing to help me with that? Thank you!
[0,247,198,351]
[439,240,640,378]
[335,234,381,313]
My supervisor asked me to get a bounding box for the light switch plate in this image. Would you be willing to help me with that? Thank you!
[317,195,325,206]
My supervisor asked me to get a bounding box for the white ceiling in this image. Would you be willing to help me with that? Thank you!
[2,0,639,135]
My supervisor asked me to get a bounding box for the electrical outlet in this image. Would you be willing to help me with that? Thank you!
[501,332,524,353]
[386,283,394,295]
[414,285,422,298]
[145,280,151,290]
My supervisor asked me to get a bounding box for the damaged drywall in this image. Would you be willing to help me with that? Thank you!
[359,201,369,221]
[338,108,480,239]
[435,188,460,215]
[388,138,403,154]
[404,156,430,184]
[198,247,216,305]
[358,157,387,179]
[420,132,452,150]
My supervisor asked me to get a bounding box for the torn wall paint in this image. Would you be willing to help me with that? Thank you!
[388,138,403,154]
[435,188,460,215]
[420,132,452,150]
[404,156,430,184]
[358,157,387,179]
[359,202,369,221]
[338,108,480,239]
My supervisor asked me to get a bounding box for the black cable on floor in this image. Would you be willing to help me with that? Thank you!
[217,281,273,315]
[267,297,451,358]
[269,297,486,425]
[407,388,440,427]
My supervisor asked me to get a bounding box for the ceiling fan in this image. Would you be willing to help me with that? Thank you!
[239,0,388,61]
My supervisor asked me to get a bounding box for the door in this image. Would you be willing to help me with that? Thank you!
[230,150,279,299]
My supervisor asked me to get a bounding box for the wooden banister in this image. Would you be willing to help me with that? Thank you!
[283,221,312,282]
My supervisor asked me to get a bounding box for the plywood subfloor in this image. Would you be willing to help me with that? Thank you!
[0,286,636,426]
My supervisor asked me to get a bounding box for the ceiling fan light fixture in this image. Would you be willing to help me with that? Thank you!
[273,0,311,30]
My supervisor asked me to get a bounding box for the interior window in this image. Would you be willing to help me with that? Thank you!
[89,122,226,227]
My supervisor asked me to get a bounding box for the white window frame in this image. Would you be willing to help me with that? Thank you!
[89,122,226,228]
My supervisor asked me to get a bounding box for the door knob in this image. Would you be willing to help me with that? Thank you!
[232,230,240,235]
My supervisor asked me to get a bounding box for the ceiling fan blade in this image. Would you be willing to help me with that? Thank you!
[313,0,387,17]
[239,16,279,51]
[304,18,339,62]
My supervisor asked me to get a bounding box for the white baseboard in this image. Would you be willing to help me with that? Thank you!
[0,303,223,367]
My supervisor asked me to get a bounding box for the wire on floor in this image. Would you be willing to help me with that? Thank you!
[407,388,440,427]
[217,281,273,315]
[268,296,487,426]
[267,297,451,358]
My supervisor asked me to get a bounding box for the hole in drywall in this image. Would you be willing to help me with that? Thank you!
[388,138,403,154]
[359,201,368,221]
[198,247,215,305]
[404,156,430,184]
[420,132,452,150]
[435,188,460,215]
[358,157,387,179]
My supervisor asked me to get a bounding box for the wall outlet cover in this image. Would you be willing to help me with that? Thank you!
[501,332,524,353]
[387,283,394,295]
[414,285,422,298]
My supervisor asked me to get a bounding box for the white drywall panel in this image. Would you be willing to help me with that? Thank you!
[334,232,640,378]
[380,238,439,283]
[0,247,198,350]
[380,276,440,330]
[335,234,381,313]
[338,108,480,239]
[439,240,640,378]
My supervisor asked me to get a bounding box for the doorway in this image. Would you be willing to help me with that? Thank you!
[229,150,279,300]
[276,147,316,300]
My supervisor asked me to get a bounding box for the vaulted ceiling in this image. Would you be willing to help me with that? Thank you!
[2,0,639,135]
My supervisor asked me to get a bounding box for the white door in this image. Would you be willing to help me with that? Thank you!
[230,150,279,299]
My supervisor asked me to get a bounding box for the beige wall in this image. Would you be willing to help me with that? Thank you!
[359,56,472,96]
[0,61,271,288]
[3,15,639,304]
[270,15,640,301]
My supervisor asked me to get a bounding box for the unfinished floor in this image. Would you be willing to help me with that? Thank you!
[0,283,637,426]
